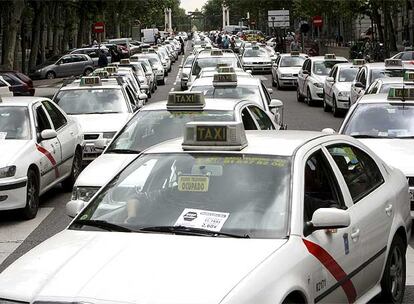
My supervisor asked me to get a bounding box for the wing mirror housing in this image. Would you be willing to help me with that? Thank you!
[305,208,351,236]
[354,82,364,89]
[267,88,273,94]
[94,138,107,151]
[66,200,86,218]
[326,77,334,83]
[269,99,284,126]
[302,70,309,75]
[139,93,148,100]
[321,128,336,134]
[40,129,57,140]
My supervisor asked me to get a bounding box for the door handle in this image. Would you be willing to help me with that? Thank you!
[351,228,360,241]
[50,143,55,154]
[385,204,393,216]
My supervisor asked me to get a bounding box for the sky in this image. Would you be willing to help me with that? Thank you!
[180,0,208,13]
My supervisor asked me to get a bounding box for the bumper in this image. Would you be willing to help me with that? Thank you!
[244,64,272,72]
[279,77,298,87]
[336,98,351,110]
[310,87,324,101]
[155,73,164,81]
[0,177,28,210]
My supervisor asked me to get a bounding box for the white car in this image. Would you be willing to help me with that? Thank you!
[390,51,414,64]
[0,97,83,219]
[53,76,137,163]
[365,77,414,95]
[135,52,166,85]
[241,45,272,73]
[0,123,410,303]
[271,52,308,89]
[323,63,360,116]
[70,91,281,204]
[179,54,195,90]
[0,76,12,97]
[339,86,414,216]
[297,54,348,106]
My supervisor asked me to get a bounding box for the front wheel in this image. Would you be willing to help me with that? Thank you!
[332,97,341,117]
[62,149,82,191]
[46,71,55,79]
[323,94,331,112]
[20,169,39,220]
[306,88,315,106]
[380,235,406,303]
[84,68,93,76]
[297,86,304,102]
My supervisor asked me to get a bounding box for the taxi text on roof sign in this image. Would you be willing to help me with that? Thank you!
[385,59,402,67]
[105,66,118,74]
[213,73,237,84]
[404,71,414,81]
[120,59,130,64]
[92,70,109,78]
[353,59,365,65]
[388,87,414,100]
[211,49,223,56]
[324,54,336,59]
[182,121,248,151]
[218,66,235,73]
[80,76,101,86]
[167,92,205,110]
[290,51,300,56]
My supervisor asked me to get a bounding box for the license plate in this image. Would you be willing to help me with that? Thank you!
[410,190,414,202]
[84,145,96,154]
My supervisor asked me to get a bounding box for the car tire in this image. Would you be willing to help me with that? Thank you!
[84,68,93,76]
[297,86,304,102]
[332,96,341,117]
[306,87,315,106]
[272,74,277,87]
[62,148,82,192]
[20,169,39,220]
[380,235,406,303]
[323,94,331,112]
[159,78,165,85]
[275,76,281,90]
[46,71,56,79]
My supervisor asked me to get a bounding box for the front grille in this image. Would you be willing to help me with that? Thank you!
[317,93,324,98]
[293,74,298,77]
[408,177,414,187]
[84,134,99,140]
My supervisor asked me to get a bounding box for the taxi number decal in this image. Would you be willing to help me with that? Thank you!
[0,132,6,140]
[178,175,209,192]
[196,126,227,142]
[84,78,97,85]
[174,95,196,103]
[174,208,229,232]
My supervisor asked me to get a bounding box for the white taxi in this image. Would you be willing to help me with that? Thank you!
[178,54,195,90]
[53,76,137,163]
[241,45,273,73]
[70,91,281,203]
[297,54,348,106]
[339,86,414,217]
[365,74,414,95]
[271,52,308,89]
[0,97,83,219]
[323,61,361,117]
[0,122,410,303]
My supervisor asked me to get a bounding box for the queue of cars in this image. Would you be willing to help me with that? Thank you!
[0,31,412,304]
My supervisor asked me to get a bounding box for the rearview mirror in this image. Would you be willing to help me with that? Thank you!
[179,65,183,68]
[40,129,57,140]
[269,99,284,126]
[145,72,152,76]
[66,200,86,218]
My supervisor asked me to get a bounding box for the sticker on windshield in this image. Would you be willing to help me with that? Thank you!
[0,132,6,140]
[178,175,209,192]
[174,208,229,232]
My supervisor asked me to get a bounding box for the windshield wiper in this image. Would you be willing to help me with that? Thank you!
[106,148,140,154]
[138,225,249,238]
[73,219,132,232]
[351,134,381,138]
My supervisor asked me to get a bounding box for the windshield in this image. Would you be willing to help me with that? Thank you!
[0,106,31,140]
[338,68,358,82]
[370,69,406,85]
[107,110,234,153]
[54,89,128,115]
[379,84,414,94]
[280,56,306,67]
[343,103,414,138]
[192,57,241,75]
[313,60,347,76]
[191,85,263,105]
[74,153,291,239]
[243,49,268,58]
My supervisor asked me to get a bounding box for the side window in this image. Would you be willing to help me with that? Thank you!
[370,82,379,94]
[302,59,309,71]
[248,106,275,130]
[42,100,67,130]
[241,108,258,130]
[261,82,271,105]
[360,69,367,86]
[61,56,72,64]
[35,106,52,132]
[327,144,384,203]
[124,86,137,108]
[401,52,412,60]
[328,67,335,78]
[1,75,19,85]
[304,149,345,222]
[0,79,7,87]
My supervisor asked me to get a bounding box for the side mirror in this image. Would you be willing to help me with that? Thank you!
[302,70,309,75]
[354,82,364,89]
[40,129,57,140]
[141,84,149,90]
[326,77,335,83]
[321,128,336,134]
[267,88,273,95]
[95,138,107,151]
[145,72,152,76]
[246,70,252,74]
[179,65,183,68]
[269,99,284,125]
[66,200,86,218]
[139,93,148,100]
[306,208,350,235]
[269,99,283,110]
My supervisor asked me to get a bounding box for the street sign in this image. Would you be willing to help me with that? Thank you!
[93,22,105,33]
[312,16,323,28]
[268,10,289,28]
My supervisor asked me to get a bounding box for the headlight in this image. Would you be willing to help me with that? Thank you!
[0,166,16,178]
[281,73,293,77]
[71,186,100,201]
[103,132,116,139]
[338,91,350,97]
[313,83,324,88]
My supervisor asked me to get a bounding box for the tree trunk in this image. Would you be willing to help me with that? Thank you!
[52,2,60,55]
[386,9,397,51]
[39,3,47,64]
[62,8,70,52]
[2,0,25,70]
[372,6,384,43]
[21,19,27,73]
[29,1,42,72]
[77,3,86,48]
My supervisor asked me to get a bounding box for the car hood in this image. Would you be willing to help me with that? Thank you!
[313,74,327,84]
[0,140,31,167]
[243,57,271,63]
[278,66,301,74]
[71,113,131,133]
[335,82,353,92]
[0,230,287,303]
[75,153,138,187]
[359,139,414,176]
[182,67,191,76]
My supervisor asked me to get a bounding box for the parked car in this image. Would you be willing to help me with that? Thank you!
[0,76,13,97]
[70,47,112,67]
[0,71,35,96]
[30,54,94,79]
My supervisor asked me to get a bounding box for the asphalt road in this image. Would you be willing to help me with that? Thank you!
[2,47,414,302]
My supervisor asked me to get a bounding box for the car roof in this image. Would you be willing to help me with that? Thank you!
[334,63,358,69]
[279,53,308,57]
[191,75,260,86]
[59,80,122,90]
[144,130,329,156]
[196,51,238,59]
[357,92,414,104]
[309,56,348,62]
[374,77,404,84]
[140,98,252,111]
[0,96,47,106]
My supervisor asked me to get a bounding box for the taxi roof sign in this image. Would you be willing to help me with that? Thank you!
[120,59,130,64]
[211,49,223,56]
[167,91,205,110]
[324,54,336,59]
[388,87,414,100]
[385,59,402,67]
[92,70,109,78]
[213,73,238,86]
[252,45,260,50]
[80,76,101,86]
[217,66,235,73]
[182,121,247,151]
[204,45,212,50]
[104,66,118,74]
[290,51,300,56]
[353,59,365,65]
[403,71,414,81]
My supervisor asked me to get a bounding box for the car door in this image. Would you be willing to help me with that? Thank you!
[324,143,391,293]
[302,148,365,303]
[42,100,76,177]
[247,105,276,130]
[351,68,366,104]
[33,104,62,189]
[298,59,311,96]
[324,66,337,103]
[240,107,259,130]
[71,55,88,76]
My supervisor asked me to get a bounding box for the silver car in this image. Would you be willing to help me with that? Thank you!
[31,54,94,79]
[70,47,112,67]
